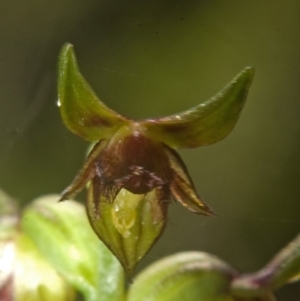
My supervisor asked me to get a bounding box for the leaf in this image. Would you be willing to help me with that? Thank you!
[141,67,255,149]
[58,43,129,142]
[21,195,125,301]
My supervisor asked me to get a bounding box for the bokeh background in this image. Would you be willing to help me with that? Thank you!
[1,1,300,299]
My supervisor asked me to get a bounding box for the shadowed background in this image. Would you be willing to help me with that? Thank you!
[0,1,299,299]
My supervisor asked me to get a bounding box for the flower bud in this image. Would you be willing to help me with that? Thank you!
[14,233,75,301]
[127,252,237,301]
[22,195,124,301]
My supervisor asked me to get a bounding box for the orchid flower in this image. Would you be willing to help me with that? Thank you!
[58,44,254,275]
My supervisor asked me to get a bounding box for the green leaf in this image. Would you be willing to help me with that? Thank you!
[127,252,237,301]
[58,43,129,142]
[87,187,167,278]
[141,67,255,149]
[14,233,75,301]
[21,195,125,301]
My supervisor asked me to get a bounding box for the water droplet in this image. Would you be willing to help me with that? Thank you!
[57,99,61,107]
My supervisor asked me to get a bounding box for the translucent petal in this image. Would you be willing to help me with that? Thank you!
[87,186,167,278]
[141,67,255,149]
[58,43,129,142]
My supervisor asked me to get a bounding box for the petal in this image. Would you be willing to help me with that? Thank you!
[58,43,129,142]
[86,185,168,278]
[141,67,255,148]
[59,140,106,201]
[165,146,216,216]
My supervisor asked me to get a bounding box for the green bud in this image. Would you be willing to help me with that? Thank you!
[127,252,277,301]
[22,195,125,301]
[127,252,237,301]
[14,233,75,301]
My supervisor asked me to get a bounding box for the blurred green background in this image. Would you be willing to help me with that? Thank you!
[0,1,300,299]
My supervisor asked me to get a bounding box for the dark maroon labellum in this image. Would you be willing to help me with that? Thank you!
[97,128,172,195]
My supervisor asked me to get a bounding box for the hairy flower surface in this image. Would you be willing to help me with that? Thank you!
[58,43,254,275]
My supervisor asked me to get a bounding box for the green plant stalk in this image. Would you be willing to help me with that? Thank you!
[231,233,300,298]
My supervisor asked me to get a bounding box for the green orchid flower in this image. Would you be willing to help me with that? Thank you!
[57,43,254,276]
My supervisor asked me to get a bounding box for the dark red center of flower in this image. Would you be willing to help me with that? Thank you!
[96,128,172,195]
